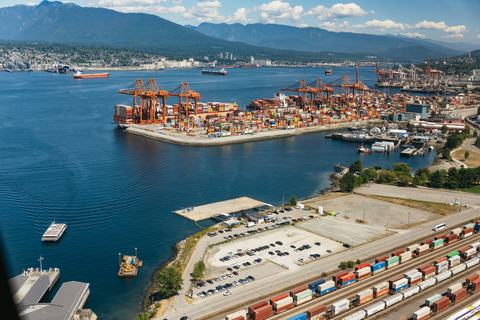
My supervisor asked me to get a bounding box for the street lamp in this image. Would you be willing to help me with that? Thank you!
[408,212,411,226]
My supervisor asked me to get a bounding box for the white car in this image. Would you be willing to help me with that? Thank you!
[223,290,232,296]
[226,273,233,278]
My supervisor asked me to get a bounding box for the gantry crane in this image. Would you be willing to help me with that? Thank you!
[118,79,148,123]
[307,78,335,103]
[169,82,202,117]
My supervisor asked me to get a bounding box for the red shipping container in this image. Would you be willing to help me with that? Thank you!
[411,277,422,286]
[459,246,472,255]
[274,303,294,314]
[231,317,245,320]
[355,263,371,271]
[471,279,480,292]
[307,305,326,318]
[432,296,449,313]
[446,234,458,244]
[269,294,289,305]
[252,305,273,320]
[466,274,480,286]
[375,255,389,264]
[332,271,349,283]
[339,273,355,284]
[435,234,446,240]
[451,288,467,303]
[434,257,448,264]
[248,301,268,315]
[462,228,474,236]
[289,286,308,297]
[422,266,436,279]
[392,249,405,257]
[421,239,433,246]
[418,264,432,271]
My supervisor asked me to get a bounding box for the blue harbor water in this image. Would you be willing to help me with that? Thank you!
[0,67,435,319]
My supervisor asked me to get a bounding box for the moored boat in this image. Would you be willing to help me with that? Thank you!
[357,144,372,153]
[42,221,67,241]
[73,70,109,79]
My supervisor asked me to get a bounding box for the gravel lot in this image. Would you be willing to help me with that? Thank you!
[306,193,439,229]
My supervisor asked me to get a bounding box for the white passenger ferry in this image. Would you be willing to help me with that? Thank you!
[41,221,67,241]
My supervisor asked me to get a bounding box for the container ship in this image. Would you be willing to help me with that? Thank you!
[42,221,67,241]
[202,68,228,76]
[73,71,109,79]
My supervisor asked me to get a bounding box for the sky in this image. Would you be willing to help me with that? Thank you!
[3,0,480,44]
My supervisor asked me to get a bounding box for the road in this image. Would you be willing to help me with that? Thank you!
[161,186,480,320]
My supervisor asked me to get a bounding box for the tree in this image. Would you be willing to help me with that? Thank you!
[192,260,206,281]
[349,160,362,173]
[474,130,478,138]
[289,195,297,206]
[465,124,471,135]
[441,125,449,134]
[465,151,470,160]
[137,312,150,320]
[340,173,356,192]
[476,136,480,148]
[393,163,411,177]
[442,147,451,160]
[429,170,444,188]
[398,176,412,187]
[156,267,183,299]
[413,176,422,186]
[374,165,382,170]
[378,171,396,183]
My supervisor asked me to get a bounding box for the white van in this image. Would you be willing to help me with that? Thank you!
[433,223,446,231]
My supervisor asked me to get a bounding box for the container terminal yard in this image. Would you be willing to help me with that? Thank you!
[161,185,480,320]
[113,67,480,146]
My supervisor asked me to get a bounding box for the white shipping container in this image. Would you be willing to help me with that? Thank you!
[400,251,412,259]
[404,269,419,278]
[401,285,419,299]
[356,267,370,277]
[356,289,373,301]
[413,306,431,319]
[320,280,335,291]
[408,272,423,283]
[407,244,420,252]
[274,296,293,308]
[418,278,436,291]
[416,244,430,254]
[451,263,467,275]
[383,293,403,308]
[451,228,462,235]
[342,310,366,320]
[294,289,312,300]
[363,302,385,317]
[226,310,247,320]
[332,299,350,315]
[464,248,476,258]
[436,260,449,274]
[435,270,452,283]
[373,282,389,294]
[449,255,461,268]
[447,283,463,295]
[393,278,408,289]
[470,242,480,251]
[295,295,312,305]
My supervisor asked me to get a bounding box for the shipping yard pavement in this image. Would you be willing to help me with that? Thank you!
[160,186,480,320]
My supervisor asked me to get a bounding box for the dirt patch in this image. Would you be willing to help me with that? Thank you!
[455,148,480,168]
[360,194,456,216]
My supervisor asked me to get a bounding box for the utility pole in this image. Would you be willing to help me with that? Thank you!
[363,209,365,223]
[408,212,411,226]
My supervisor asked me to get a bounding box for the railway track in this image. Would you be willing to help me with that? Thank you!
[267,232,480,320]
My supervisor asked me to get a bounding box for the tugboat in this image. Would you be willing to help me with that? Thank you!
[357,144,371,153]
[325,68,332,75]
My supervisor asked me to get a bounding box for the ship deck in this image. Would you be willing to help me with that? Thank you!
[174,196,267,221]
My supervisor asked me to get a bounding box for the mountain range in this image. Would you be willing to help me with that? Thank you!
[194,23,475,60]
[0,1,477,61]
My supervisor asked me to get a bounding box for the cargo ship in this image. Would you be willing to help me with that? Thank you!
[42,221,67,241]
[73,70,109,79]
[202,68,228,76]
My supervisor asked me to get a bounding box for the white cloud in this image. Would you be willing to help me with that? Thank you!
[172,0,182,4]
[169,5,186,14]
[255,1,303,23]
[188,0,223,23]
[306,3,368,21]
[319,21,354,32]
[444,25,467,34]
[363,19,405,31]
[412,20,468,34]
[98,0,166,6]
[297,23,308,28]
[477,34,480,39]
[400,32,426,39]
[233,7,249,22]
[443,34,464,39]
[26,1,35,5]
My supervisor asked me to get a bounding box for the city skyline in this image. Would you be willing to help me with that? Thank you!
[1,0,480,45]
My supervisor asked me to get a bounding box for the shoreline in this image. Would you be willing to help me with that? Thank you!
[121,121,378,147]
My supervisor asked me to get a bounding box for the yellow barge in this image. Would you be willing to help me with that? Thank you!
[118,248,142,278]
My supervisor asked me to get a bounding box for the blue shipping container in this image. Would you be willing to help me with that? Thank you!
[476,224,480,232]
[319,286,335,295]
[308,279,325,291]
[371,262,385,270]
[287,313,307,320]
[392,284,408,292]
[339,278,356,287]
